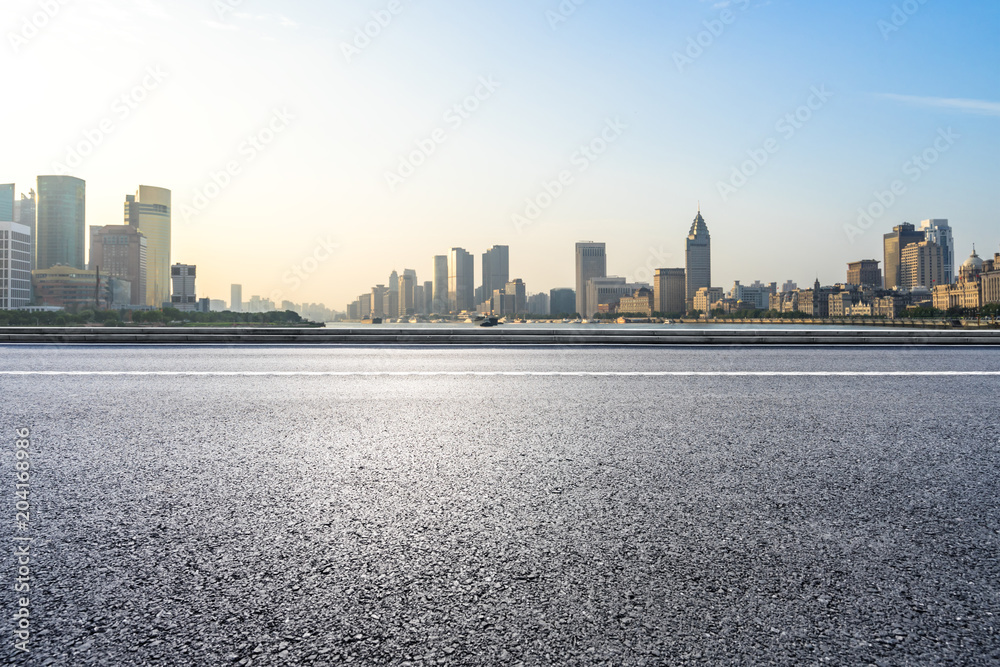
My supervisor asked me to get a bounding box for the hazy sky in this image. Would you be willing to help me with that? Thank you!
[5,0,998,309]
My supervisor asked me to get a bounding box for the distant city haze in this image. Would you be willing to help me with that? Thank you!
[5,0,997,309]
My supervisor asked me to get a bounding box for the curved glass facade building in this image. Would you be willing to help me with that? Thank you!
[36,175,86,271]
[125,185,171,307]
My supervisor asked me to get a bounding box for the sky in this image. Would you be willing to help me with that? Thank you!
[4,0,999,310]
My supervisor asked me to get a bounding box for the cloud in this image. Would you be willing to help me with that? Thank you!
[880,94,1000,117]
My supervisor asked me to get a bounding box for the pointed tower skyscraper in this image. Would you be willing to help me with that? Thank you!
[685,208,711,309]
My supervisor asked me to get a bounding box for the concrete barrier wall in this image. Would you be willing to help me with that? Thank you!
[1,327,999,345]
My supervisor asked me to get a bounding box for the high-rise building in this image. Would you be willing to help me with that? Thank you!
[89,225,147,306]
[685,209,711,308]
[423,280,433,314]
[482,245,510,304]
[36,175,86,271]
[0,184,13,221]
[731,281,778,310]
[653,268,686,315]
[448,247,474,313]
[527,292,549,316]
[231,284,243,312]
[399,270,416,316]
[125,185,171,306]
[0,222,31,309]
[847,260,882,288]
[920,219,955,284]
[883,223,925,290]
[371,285,386,319]
[900,240,945,290]
[170,264,197,311]
[388,270,399,294]
[549,288,576,316]
[432,256,448,313]
[575,242,606,317]
[413,284,425,315]
[504,279,527,314]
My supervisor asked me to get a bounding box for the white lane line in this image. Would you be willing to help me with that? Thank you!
[0,371,999,377]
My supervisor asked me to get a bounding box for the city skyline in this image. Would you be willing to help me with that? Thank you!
[4,0,998,309]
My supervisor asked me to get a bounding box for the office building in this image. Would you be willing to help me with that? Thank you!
[686,209,711,308]
[32,265,111,309]
[448,247,474,313]
[399,270,416,316]
[125,185,171,306]
[934,248,986,311]
[432,256,448,313]
[731,281,777,310]
[231,284,243,312]
[423,280,433,314]
[388,270,399,294]
[359,293,372,318]
[88,225,147,306]
[170,263,197,311]
[585,277,650,317]
[371,285,385,319]
[0,221,32,309]
[847,260,882,288]
[575,242,607,317]
[900,240,945,290]
[504,279,527,315]
[693,286,724,314]
[36,175,86,271]
[481,245,510,304]
[883,223,925,289]
[920,219,955,284]
[527,292,549,316]
[619,287,655,316]
[549,288,576,316]
[0,184,13,221]
[653,268,686,315]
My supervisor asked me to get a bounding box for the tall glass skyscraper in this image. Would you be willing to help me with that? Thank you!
[685,210,711,308]
[0,184,14,221]
[36,175,86,271]
[432,256,448,313]
[481,245,510,306]
[448,248,474,313]
[125,185,171,307]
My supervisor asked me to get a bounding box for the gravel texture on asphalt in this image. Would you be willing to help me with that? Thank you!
[2,347,999,665]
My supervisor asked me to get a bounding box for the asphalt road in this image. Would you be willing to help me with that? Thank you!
[2,347,999,665]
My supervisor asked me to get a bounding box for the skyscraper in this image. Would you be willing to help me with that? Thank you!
[432,256,448,313]
[36,175,86,271]
[883,222,925,290]
[448,247,474,313]
[399,270,416,316]
[0,221,31,309]
[685,210,711,308]
[125,185,171,306]
[89,225,147,306]
[549,288,575,316]
[900,240,945,290]
[0,184,13,221]
[654,268,686,315]
[231,284,243,312]
[481,245,509,306]
[920,219,955,284]
[575,242,606,317]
